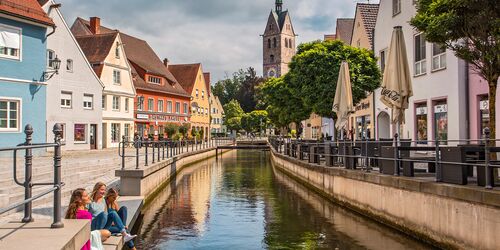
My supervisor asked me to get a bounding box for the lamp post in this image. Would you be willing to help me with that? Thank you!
[43,56,61,80]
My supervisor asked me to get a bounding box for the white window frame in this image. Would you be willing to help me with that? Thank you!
[167,101,172,113]
[414,33,427,76]
[196,89,199,98]
[112,96,120,111]
[431,43,447,71]
[115,42,120,59]
[393,0,401,16]
[47,49,56,69]
[148,76,161,84]
[0,97,21,132]
[183,102,188,114]
[60,91,72,108]
[125,98,129,112]
[158,99,164,112]
[113,70,121,85]
[148,98,154,112]
[102,95,106,110]
[202,90,205,99]
[111,123,121,143]
[175,102,180,114]
[124,123,130,139]
[0,24,22,61]
[83,94,93,110]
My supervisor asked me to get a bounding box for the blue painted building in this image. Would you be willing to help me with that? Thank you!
[0,0,55,146]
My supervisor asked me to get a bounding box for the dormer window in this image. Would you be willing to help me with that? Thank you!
[115,42,120,58]
[148,76,161,84]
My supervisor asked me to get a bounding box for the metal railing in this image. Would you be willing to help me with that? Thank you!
[0,124,64,228]
[269,128,499,190]
[118,135,234,169]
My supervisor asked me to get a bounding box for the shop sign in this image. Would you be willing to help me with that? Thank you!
[137,114,149,120]
[434,104,447,113]
[355,102,370,111]
[416,106,427,115]
[480,100,489,110]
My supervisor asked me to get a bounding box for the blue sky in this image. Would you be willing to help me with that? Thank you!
[59,0,379,82]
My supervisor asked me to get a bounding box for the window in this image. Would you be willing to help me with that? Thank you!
[479,96,489,138]
[74,124,87,143]
[61,92,72,108]
[112,96,120,111]
[148,98,154,112]
[47,50,56,68]
[83,94,93,110]
[66,59,73,72]
[285,38,288,48]
[196,89,199,98]
[111,123,120,143]
[158,99,164,112]
[125,98,129,112]
[0,25,21,60]
[393,0,401,16]
[183,103,188,114]
[415,103,428,143]
[0,99,20,131]
[380,49,387,74]
[202,91,205,99]
[268,39,271,48]
[414,34,426,76]
[273,37,277,48]
[148,76,161,84]
[175,102,180,114]
[433,101,448,144]
[167,101,172,113]
[289,39,292,48]
[115,42,120,58]
[270,55,275,63]
[59,123,66,141]
[124,123,130,139]
[137,97,144,111]
[102,95,106,109]
[113,70,121,84]
[432,43,446,71]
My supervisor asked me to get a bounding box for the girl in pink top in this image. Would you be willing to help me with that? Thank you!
[66,188,111,250]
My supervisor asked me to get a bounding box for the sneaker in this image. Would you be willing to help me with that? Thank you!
[124,233,137,243]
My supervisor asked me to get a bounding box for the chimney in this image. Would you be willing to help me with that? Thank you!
[163,58,169,67]
[90,17,101,35]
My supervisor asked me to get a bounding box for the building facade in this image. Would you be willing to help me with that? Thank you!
[373,0,468,142]
[262,0,295,78]
[169,63,211,139]
[348,3,379,140]
[211,96,225,135]
[0,0,54,147]
[42,2,104,150]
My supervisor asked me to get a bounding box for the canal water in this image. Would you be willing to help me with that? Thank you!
[136,150,433,250]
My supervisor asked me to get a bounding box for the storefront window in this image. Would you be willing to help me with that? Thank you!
[479,96,489,139]
[434,101,448,144]
[74,124,87,142]
[415,103,428,143]
[355,115,371,139]
[111,123,120,143]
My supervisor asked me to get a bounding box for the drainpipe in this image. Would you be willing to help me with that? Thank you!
[46,3,61,37]
[371,28,377,139]
[465,61,470,140]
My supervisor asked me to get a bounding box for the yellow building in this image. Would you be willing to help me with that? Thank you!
[348,3,379,140]
[169,63,211,139]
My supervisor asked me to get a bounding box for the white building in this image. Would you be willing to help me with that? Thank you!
[374,0,468,142]
[42,1,104,150]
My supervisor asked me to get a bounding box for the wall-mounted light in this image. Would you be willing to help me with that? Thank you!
[44,56,61,80]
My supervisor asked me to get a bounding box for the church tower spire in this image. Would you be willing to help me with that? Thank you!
[276,0,283,13]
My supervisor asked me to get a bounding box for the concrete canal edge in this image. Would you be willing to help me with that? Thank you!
[269,146,500,250]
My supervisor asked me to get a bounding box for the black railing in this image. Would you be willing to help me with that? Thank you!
[0,124,64,228]
[269,128,499,189]
[118,135,234,169]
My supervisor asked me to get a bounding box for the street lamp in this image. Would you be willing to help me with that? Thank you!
[43,56,61,80]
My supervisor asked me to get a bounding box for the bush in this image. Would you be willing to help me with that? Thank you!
[164,123,179,138]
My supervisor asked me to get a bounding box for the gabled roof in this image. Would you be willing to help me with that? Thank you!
[355,3,379,46]
[336,18,354,44]
[168,63,202,95]
[75,33,117,64]
[0,0,54,26]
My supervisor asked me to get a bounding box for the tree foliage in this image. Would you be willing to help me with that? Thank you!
[286,40,381,118]
[241,110,269,133]
[164,123,179,138]
[223,100,244,131]
[212,67,263,112]
[411,0,500,139]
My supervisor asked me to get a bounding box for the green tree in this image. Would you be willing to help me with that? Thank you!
[223,100,244,132]
[164,123,179,138]
[236,67,264,112]
[226,116,242,131]
[411,0,500,139]
[179,124,190,138]
[287,40,381,118]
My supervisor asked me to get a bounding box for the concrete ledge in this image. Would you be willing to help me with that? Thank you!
[270,145,500,250]
[0,219,89,250]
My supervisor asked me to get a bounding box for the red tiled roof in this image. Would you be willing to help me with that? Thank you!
[74,32,117,64]
[168,63,202,95]
[203,72,211,97]
[0,0,54,26]
[356,3,379,46]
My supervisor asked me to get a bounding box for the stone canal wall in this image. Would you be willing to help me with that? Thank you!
[270,147,500,250]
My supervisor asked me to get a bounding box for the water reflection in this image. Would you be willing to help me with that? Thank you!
[136,150,433,250]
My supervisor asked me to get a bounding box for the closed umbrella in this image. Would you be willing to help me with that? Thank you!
[380,26,413,130]
[333,61,354,139]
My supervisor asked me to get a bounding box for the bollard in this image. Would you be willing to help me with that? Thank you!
[51,124,64,228]
[22,124,34,223]
[484,128,493,189]
[435,139,441,182]
[121,136,126,170]
[145,140,149,166]
[393,133,399,176]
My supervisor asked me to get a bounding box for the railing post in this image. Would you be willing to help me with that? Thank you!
[121,136,126,170]
[152,141,155,164]
[22,124,34,223]
[484,127,493,189]
[51,123,64,228]
[135,134,140,169]
[435,138,441,182]
[393,133,399,176]
[145,140,149,166]
[162,141,165,160]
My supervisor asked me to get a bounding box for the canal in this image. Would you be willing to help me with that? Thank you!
[135,150,434,250]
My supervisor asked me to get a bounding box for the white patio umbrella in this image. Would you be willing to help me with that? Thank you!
[333,61,354,140]
[380,26,413,135]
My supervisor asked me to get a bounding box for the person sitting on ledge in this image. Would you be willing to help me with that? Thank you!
[88,182,136,243]
[105,188,136,250]
[65,188,110,250]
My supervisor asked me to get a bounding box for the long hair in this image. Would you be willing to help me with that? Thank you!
[105,188,119,210]
[65,188,86,219]
[91,182,106,201]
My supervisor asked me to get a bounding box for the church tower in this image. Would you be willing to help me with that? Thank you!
[263,0,296,78]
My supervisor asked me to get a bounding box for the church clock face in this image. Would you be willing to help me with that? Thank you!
[267,67,277,78]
